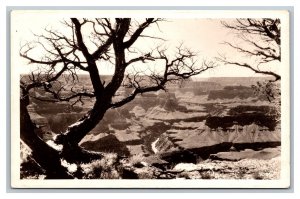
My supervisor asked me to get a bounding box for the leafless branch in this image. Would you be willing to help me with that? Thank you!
[110,46,216,108]
[220,18,281,81]
[123,18,162,49]
[217,55,280,81]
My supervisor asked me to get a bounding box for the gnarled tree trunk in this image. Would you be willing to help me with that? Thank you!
[20,91,72,179]
[54,96,111,163]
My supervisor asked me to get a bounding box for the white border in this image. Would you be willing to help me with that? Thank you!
[10,9,290,189]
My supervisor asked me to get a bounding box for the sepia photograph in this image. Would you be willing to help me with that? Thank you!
[10,10,290,188]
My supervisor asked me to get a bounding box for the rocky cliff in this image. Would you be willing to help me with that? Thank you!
[155,123,280,164]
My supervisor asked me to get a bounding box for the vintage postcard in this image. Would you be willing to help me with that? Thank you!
[11,9,290,188]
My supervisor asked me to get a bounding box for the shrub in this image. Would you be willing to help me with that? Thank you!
[127,154,145,166]
[200,171,213,179]
[80,153,120,179]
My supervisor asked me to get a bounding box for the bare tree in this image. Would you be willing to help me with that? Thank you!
[20,18,214,177]
[217,18,281,102]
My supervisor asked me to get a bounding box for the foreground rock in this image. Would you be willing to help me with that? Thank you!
[171,156,280,180]
[118,149,280,180]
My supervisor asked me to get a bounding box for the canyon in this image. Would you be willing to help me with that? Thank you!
[26,76,281,175]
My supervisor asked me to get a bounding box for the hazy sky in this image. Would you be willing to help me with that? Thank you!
[11,11,281,78]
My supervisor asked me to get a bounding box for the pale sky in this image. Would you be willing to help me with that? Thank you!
[11,10,282,78]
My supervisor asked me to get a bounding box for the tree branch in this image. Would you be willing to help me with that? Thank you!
[71,18,92,59]
[110,47,215,109]
[123,18,157,49]
[220,18,281,82]
[217,57,281,81]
